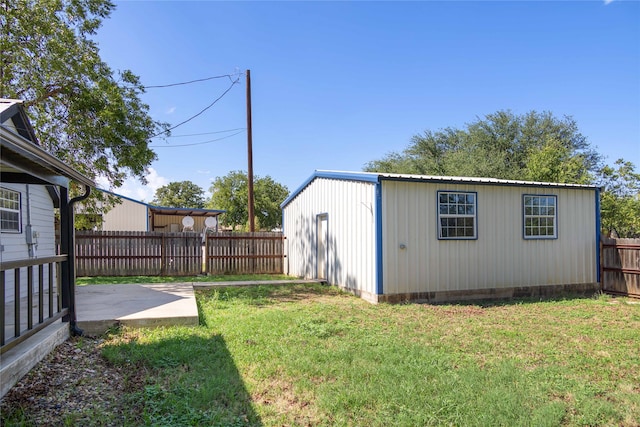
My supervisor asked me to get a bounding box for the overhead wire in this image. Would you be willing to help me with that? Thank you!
[151,128,246,139]
[149,129,245,148]
[150,75,240,138]
[143,72,242,89]
[7,72,246,144]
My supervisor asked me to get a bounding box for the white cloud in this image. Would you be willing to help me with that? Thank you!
[146,167,170,190]
[166,106,176,115]
[196,169,211,175]
[604,0,614,4]
[105,167,170,203]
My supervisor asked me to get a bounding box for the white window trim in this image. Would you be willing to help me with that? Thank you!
[437,190,478,240]
[523,194,558,240]
[0,187,22,233]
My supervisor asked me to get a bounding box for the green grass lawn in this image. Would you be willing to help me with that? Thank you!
[94,285,640,426]
[76,274,295,285]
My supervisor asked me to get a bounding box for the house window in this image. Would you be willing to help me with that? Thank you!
[437,191,477,239]
[0,187,21,233]
[523,195,557,239]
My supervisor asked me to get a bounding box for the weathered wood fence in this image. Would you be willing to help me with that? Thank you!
[75,231,284,276]
[601,237,640,298]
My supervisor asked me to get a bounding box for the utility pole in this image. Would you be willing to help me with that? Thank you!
[246,69,255,232]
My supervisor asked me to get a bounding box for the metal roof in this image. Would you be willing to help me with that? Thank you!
[147,206,225,217]
[281,169,598,208]
[369,171,597,188]
[97,188,225,217]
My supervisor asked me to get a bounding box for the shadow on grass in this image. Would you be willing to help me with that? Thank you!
[419,291,605,309]
[103,333,262,426]
[197,281,604,310]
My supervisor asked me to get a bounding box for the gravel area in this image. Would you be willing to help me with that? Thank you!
[1,337,144,426]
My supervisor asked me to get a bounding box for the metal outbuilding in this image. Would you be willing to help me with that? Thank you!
[281,170,600,303]
[83,189,225,233]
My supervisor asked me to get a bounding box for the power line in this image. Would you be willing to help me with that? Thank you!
[151,77,240,138]
[144,73,241,89]
[149,130,245,148]
[151,128,246,139]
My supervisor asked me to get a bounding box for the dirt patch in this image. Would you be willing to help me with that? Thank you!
[1,337,144,426]
[430,305,486,317]
[252,377,321,426]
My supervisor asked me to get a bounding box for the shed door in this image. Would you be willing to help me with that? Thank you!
[317,214,328,280]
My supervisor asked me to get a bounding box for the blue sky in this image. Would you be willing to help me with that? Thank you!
[93,0,640,202]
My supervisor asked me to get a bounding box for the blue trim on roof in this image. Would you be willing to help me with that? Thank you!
[149,205,226,214]
[377,175,597,190]
[281,170,381,208]
[97,188,149,206]
[281,170,597,210]
[96,188,225,214]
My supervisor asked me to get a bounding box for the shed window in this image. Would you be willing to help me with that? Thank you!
[523,195,557,239]
[0,187,21,233]
[437,191,477,239]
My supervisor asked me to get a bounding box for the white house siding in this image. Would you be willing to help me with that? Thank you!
[381,180,597,296]
[283,178,378,298]
[102,198,148,231]
[1,184,56,301]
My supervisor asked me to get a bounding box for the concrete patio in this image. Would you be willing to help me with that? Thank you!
[76,282,199,336]
[75,279,322,336]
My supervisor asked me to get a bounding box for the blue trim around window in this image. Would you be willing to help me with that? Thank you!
[522,194,558,240]
[436,190,478,240]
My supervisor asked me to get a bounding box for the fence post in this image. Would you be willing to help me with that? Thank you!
[599,237,604,289]
[202,234,208,275]
[161,234,166,276]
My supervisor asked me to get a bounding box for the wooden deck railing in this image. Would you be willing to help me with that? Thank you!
[1,256,68,354]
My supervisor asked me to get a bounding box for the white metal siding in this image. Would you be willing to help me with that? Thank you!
[1,184,56,301]
[382,181,597,294]
[0,184,55,262]
[283,178,377,295]
[27,185,56,257]
[102,198,148,231]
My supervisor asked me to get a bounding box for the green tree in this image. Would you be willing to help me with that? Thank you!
[365,110,640,237]
[152,181,206,208]
[597,160,640,238]
[1,0,167,190]
[208,171,289,231]
[254,175,290,230]
[365,110,600,183]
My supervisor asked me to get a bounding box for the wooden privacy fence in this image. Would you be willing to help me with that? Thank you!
[75,231,284,276]
[600,237,640,298]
